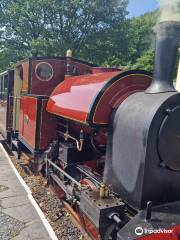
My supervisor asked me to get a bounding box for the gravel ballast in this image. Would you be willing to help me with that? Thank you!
[9,154,82,240]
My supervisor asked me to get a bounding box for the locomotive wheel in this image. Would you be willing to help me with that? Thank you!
[80,178,98,191]
[104,223,118,240]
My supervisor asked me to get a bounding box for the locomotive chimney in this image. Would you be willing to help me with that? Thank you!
[146,21,180,94]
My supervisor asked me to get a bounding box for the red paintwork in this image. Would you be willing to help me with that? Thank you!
[137,225,180,240]
[53,182,66,199]
[19,96,56,150]
[63,201,101,240]
[39,99,57,149]
[91,67,121,74]
[21,62,29,92]
[82,215,101,240]
[19,96,37,148]
[93,74,151,124]
[31,59,66,95]
[47,71,152,126]
[30,58,97,95]
[18,58,98,96]
[47,71,122,123]
[65,59,93,75]
[67,121,107,145]
[93,129,107,145]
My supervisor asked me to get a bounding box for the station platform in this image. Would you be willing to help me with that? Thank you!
[0,143,58,240]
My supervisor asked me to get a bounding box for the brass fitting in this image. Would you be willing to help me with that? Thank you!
[66,49,72,58]
[64,130,69,141]
[99,183,106,198]
[62,129,84,152]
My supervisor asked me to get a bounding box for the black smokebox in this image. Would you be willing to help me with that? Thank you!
[146,21,180,94]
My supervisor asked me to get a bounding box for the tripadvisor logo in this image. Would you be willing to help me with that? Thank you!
[135,226,173,236]
[135,227,144,236]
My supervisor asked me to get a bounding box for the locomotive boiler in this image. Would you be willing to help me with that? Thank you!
[0,20,180,240]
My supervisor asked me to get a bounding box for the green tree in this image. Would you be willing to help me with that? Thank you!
[127,48,155,72]
[0,0,129,70]
[102,11,158,69]
[127,11,157,64]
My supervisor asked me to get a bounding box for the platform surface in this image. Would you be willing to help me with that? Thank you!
[0,144,55,240]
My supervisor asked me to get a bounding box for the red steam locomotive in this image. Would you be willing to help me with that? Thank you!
[0,21,180,240]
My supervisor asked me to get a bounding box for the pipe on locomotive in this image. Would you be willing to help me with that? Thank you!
[146,21,180,94]
[58,129,84,151]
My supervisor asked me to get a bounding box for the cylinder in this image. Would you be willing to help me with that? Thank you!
[146,21,180,94]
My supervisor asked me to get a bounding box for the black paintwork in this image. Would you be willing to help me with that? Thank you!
[104,92,180,210]
[80,189,125,239]
[146,21,180,94]
[18,135,43,155]
[58,141,95,165]
[117,201,180,240]
[0,70,14,139]
[27,58,32,94]
[35,97,43,150]
[6,70,14,131]
[158,105,180,170]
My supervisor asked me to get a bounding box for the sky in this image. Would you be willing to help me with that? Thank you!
[128,0,159,17]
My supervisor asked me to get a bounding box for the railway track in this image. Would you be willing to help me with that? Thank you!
[1,141,90,240]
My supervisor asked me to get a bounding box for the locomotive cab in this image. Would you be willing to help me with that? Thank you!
[15,57,102,167]
[12,57,68,137]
